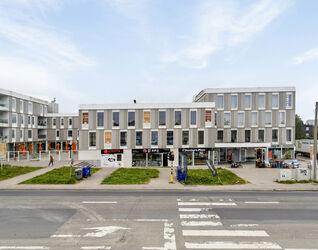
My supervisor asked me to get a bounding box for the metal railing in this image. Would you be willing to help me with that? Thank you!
[6,150,78,162]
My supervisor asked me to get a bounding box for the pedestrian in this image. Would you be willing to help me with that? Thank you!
[48,155,54,167]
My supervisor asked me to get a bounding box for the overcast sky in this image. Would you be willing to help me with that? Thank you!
[0,0,317,121]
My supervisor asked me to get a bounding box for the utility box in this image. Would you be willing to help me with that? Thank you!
[296,168,310,181]
[278,169,292,181]
[75,168,83,180]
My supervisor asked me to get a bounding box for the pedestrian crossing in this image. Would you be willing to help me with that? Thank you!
[177,197,283,249]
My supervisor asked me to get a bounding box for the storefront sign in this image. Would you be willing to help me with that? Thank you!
[104,131,112,148]
[132,148,170,154]
[179,148,212,153]
[101,149,123,154]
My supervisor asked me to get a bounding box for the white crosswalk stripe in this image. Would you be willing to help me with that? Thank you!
[181,221,222,227]
[180,214,220,219]
[184,241,282,249]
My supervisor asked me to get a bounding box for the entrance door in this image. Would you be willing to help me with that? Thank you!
[163,153,168,167]
[256,148,265,161]
[240,149,246,162]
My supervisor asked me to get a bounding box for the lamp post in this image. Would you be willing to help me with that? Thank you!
[313,102,318,181]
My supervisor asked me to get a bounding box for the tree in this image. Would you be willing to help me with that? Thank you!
[295,114,304,140]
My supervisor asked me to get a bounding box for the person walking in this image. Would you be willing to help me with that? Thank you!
[48,155,54,167]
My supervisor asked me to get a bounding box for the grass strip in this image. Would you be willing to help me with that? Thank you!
[179,168,247,185]
[0,165,42,182]
[277,179,318,184]
[21,166,100,184]
[101,168,159,184]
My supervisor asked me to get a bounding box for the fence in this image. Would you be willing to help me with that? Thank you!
[6,150,78,162]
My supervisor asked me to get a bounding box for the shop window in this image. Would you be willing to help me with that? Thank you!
[159,111,166,126]
[182,131,189,145]
[148,153,162,167]
[167,131,173,146]
[258,129,265,142]
[132,153,146,167]
[217,130,223,143]
[231,130,237,143]
[194,150,208,165]
[272,129,278,142]
[136,131,142,146]
[113,111,119,127]
[198,130,204,145]
[117,154,122,162]
[128,111,135,127]
[89,132,96,147]
[120,131,127,146]
[151,131,158,146]
[174,110,181,126]
[245,130,251,142]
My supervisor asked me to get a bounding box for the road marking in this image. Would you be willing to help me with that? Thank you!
[178,202,236,206]
[82,201,117,204]
[82,226,130,237]
[50,234,81,238]
[164,222,177,250]
[142,248,164,250]
[244,201,280,204]
[179,208,210,212]
[181,221,222,227]
[135,219,169,222]
[285,249,318,250]
[81,247,111,250]
[0,247,49,250]
[180,214,220,219]
[182,230,269,237]
[185,241,282,249]
[230,224,259,227]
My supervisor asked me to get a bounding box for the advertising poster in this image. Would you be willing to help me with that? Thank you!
[82,112,89,129]
[104,131,112,148]
[0,143,7,158]
[205,110,212,127]
[101,154,122,167]
[143,111,151,128]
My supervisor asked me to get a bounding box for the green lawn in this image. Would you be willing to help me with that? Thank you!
[277,180,318,184]
[179,168,247,185]
[0,165,42,182]
[21,167,101,184]
[101,168,159,184]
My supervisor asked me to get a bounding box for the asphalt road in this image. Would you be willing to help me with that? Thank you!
[0,190,318,250]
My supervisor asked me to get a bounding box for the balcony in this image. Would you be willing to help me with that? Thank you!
[0,119,8,127]
[38,120,47,129]
[38,134,47,140]
[0,103,8,111]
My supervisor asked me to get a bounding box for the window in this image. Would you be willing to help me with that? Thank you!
[265,111,272,126]
[28,116,31,125]
[69,118,72,126]
[32,116,35,126]
[159,111,166,126]
[82,112,89,127]
[214,112,217,126]
[245,94,251,109]
[12,129,15,139]
[113,111,119,127]
[286,129,292,142]
[272,129,278,142]
[60,118,64,126]
[28,102,32,114]
[217,95,224,109]
[44,106,47,114]
[205,110,212,125]
[136,131,142,146]
[217,130,223,142]
[28,130,32,139]
[174,110,181,126]
[286,93,293,108]
[120,131,127,146]
[151,131,158,146]
[128,111,135,127]
[224,112,230,126]
[97,112,104,127]
[20,129,23,139]
[198,130,204,145]
[251,111,258,126]
[238,112,244,127]
[167,131,173,146]
[182,131,189,145]
[12,98,16,111]
[279,111,285,126]
[272,94,279,109]
[20,100,24,113]
[258,94,265,109]
[40,105,43,115]
[231,95,238,109]
[12,113,17,125]
[258,129,265,142]
[20,115,24,126]
[231,130,237,143]
[53,118,56,127]
[89,132,96,147]
[245,130,251,142]
[68,130,72,138]
[190,110,197,126]
[56,130,59,138]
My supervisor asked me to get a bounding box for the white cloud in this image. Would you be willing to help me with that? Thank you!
[293,47,318,65]
[162,0,291,69]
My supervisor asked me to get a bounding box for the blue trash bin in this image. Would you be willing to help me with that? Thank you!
[177,166,187,181]
[82,166,91,178]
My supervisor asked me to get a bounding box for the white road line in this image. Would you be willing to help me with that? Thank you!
[142,247,164,250]
[180,214,220,219]
[182,230,269,237]
[178,202,236,206]
[82,201,117,204]
[0,247,49,250]
[185,241,282,249]
[244,201,280,204]
[181,221,222,227]
[230,224,259,227]
[81,247,111,250]
[135,219,169,222]
[164,222,177,250]
[179,208,210,212]
[50,234,81,238]
[285,249,318,250]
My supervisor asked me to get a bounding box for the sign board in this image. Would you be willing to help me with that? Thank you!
[143,111,151,128]
[101,149,123,154]
[101,154,122,167]
[179,148,212,153]
[104,131,112,148]
[0,143,7,158]
[310,145,313,160]
[132,148,170,154]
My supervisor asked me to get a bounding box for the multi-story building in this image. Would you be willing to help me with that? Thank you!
[301,120,315,138]
[193,87,296,162]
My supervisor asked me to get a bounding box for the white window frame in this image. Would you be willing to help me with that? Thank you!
[231,129,238,143]
[251,111,258,127]
[12,98,16,112]
[244,129,251,143]
[28,102,33,114]
[224,111,231,128]
[20,114,24,127]
[28,129,32,141]
[166,130,174,148]
[135,130,143,148]
[96,111,104,129]
[272,93,279,109]
[12,113,17,127]
[217,129,224,143]
[286,92,293,109]
[112,110,120,129]
[158,109,166,128]
[197,129,205,146]
[205,109,212,128]
[11,128,16,142]
[279,110,286,127]
[286,127,293,144]
[258,93,265,110]
[143,110,151,129]
[150,129,159,148]
[231,94,238,110]
[27,115,31,128]
[56,129,60,140]
[88,130,97,149]
[20,100,24,113]
[265,111,272,127]
[258,129,265,143]
[82,111,89,130]
[244,94,252,110]
[20,129,23,142]
[174,109,182,128]
[272,128,279,144]
[237,111,245,128]
[182,130,190,147]
[120,130,128,149]
[128,110,136,129]
[190,109,197,128]
[217,94,224,110]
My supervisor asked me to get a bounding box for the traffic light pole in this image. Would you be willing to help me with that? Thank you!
[169,151,174,183]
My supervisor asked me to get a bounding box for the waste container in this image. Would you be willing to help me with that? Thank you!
[177,165,188,181]
[75,168,83,180]
[82,166,91,178]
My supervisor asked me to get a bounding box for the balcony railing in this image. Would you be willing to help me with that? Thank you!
[0,103,8,111]
[38,134,47,139]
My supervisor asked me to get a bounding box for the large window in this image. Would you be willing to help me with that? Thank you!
[231,130,237,143]
[190,110,197,126]
[272,129,278,142]
[231,95,238,109]
[198,130,204,145]
[272,94,279,109]
[279,111,285,126]
[217,130,223,142]
[286,128,292,142]
[56,130,59,138]
[28,116,31,125]
[20,115,24,126]
[258,129,265,142]
[53,118,56,127]
[28,102,32,114]
[286,93,293,108]
[245,94,251,109]
[182,131,189,145]
[11,129,15,139]
[265,111,271,126]
[12,98,16,111]
[97,112,104,127]
[28,130,32,139]
[217,95,224,109]
[224,112,230,126]
[60,118,64,126]
[167,131,173,146]
[12,113,17,125]
[68,130,72,138]
[151,131,158,146]
[205,110,212,125]
[251,111,258,126]
[128,111,135,127]
[159,111,166,126]
[120,131,127,146]
[238,112,244,127]
[113,111,119,127]
[136,131,142,146]
[69,118,72,126]
[258,94,265,109]
[174,110,181,126]
[20,100,24,113]
[89,132,96,147]
[245,130,251,142]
